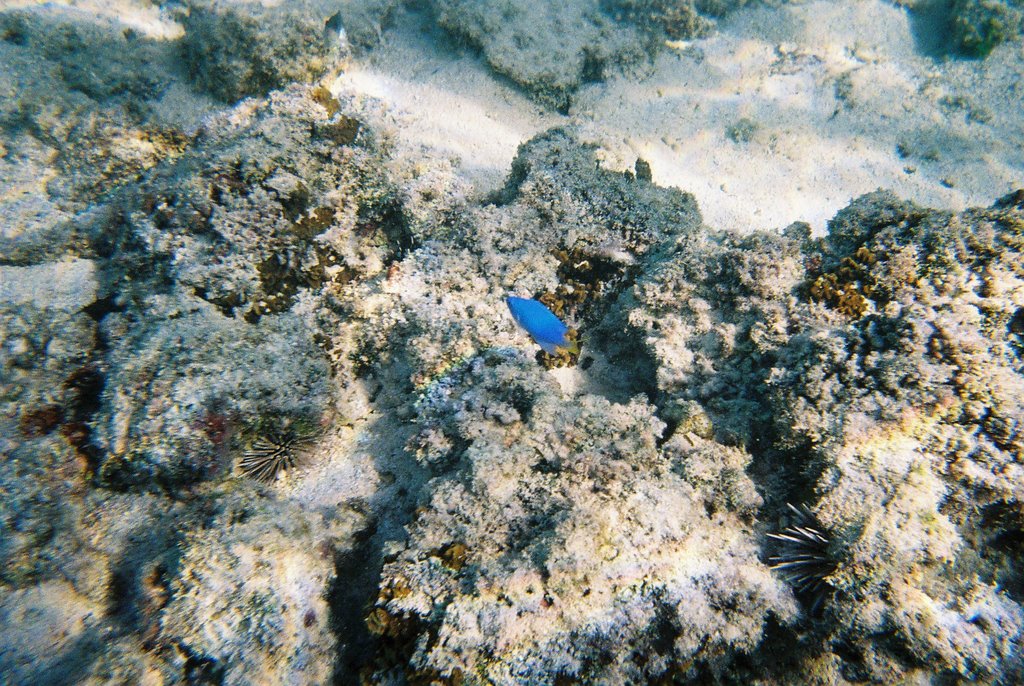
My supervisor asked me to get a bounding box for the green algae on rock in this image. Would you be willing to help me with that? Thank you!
[951,0,1024,57]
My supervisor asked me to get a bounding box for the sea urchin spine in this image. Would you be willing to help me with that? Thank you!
[768,503,837,614]
[239,430,315,483]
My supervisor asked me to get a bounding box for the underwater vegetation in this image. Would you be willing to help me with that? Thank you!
[949,0,1024,57]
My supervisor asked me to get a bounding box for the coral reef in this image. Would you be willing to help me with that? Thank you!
[899,0,1023,57]
[426,0,763,110]
[950,0,1023,57]
[96,85,403,323]
[0,484,203,683]
[75,85,410,490]
[625,189,1024,682]
[92,296,331,488]
[430,0,650,111]
[322,127,700,418]
[603,0,714,40]
[0,20,385,683]
[1,3,1023,681]
[428,0,754,110]
[0,6,194,234]
[366,351,795,684]
[0,260,102,585]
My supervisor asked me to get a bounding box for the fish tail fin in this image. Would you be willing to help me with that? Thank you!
[539,341,560,355]
[562,336,580,357]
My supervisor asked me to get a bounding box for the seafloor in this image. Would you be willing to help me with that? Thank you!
[1,0,1022,684]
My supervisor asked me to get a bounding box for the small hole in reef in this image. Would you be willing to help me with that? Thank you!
[1009,307,1024,335]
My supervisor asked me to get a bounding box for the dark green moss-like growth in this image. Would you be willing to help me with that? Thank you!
[951,0,1023,57]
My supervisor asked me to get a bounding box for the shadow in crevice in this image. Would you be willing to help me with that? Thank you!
[905,0,957,59]
[973,501,1024,603]
[324,365,432,684]
[328,517,382,682]
[730,614,833,682]
[28,630,107,686]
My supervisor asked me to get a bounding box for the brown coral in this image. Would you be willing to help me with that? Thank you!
[808,246,879,317]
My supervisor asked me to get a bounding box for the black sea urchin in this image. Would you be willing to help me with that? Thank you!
[239,430,316,483]
[768,503,837,614]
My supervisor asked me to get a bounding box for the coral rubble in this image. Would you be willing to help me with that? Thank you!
[160,495,367,686]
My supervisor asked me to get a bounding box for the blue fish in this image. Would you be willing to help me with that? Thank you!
[505,296,579,356]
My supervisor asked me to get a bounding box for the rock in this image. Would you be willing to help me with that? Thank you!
[159,495,367,686]
[430,0,650,111]
[367,350,795,683]
[181,0,348,102]
[94,296,331,488]
[0,581,105,685]
[0,260,103,587]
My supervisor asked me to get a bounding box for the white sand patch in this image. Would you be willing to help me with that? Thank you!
[280,423,381,509]
[577,0,1023,233]
[333,6,566,194]
[337,0,1022,234]
[0,0,184,39]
